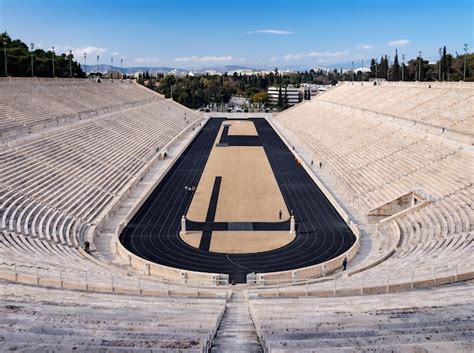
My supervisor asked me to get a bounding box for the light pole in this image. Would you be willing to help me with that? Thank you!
[69,50,73,78]
[120,58,123,80]
[30,43,34,77]
[361,59,364,81]
[418,51,422,81]
[3,38,7,77]
[401,54,405,81]
[464,43,468,81]
[351,61,354,81]
[438,48,442,81]
[375,58,378,79]
[51,46,55,77]
[97,55,100,74]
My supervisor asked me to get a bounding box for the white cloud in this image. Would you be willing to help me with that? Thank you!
[356,44,373,50]
[388,39,411,47]
[269,56,279,62]
[111,52,119,56]
[249,29,294,35]
[174,55,245,63]
[284,53,304,61]
[134,57,160,64]
[71,46,108,58]
[308,51,348,58]
[284,51,348,62]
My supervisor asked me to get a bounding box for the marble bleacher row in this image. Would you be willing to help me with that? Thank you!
[0,78,159,138]
[269,84,473,290]
[0,280,226,352]
[0,229,228,298]
[1,98,201,248]
[249,281,474,352]
[317,82,474,134]
[274,99,472,212]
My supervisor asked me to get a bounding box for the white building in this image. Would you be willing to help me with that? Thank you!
[267,86,302,106]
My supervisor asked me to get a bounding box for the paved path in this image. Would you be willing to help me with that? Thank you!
[211,291,262,353]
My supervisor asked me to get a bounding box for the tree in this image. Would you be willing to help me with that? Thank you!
[159,75,176,98]
[277,84,283,108]
[441,46,448,81]
[370,58,377,78]
[252,91,268,104]
[0,32,84,77]
[392,49,400,81]
[379,55,388,79]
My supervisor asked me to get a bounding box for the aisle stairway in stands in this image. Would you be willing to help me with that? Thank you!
[211,291,262,353]
[1,79,473,352]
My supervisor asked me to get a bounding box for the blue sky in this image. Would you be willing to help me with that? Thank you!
[1,0,472,69]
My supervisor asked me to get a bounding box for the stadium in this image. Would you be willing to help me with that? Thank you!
[0,1,473,352]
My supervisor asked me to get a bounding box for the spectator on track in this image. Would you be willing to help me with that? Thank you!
[319,161,323,169]
[279,209,282,219]
[311,159,313,166]
[342,257,348,271]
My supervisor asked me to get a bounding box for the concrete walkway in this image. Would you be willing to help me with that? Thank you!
[211,291,262,353]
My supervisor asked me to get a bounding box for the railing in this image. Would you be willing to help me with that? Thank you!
[246,263,474,298]
[0,263,231,299]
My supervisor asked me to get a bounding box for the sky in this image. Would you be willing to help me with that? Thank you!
[0,0,472,69]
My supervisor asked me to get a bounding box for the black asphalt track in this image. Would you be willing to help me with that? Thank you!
[120,118,355,283]
[217,123,261,146]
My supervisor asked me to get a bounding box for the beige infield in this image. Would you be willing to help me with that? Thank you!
[181,120,294,254]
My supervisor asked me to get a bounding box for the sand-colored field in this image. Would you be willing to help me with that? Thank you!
[227,120,258,135]
[186,120,289,222]
[185,119,291,254]
[209,231,295,254]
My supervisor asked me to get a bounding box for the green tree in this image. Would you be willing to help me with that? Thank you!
[252,91,268,104]
[370,58,377,78]
[0,32,84,77]
[392,49,400,81]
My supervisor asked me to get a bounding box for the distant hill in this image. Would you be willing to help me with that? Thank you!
[196,65,263,73]
[83,64,189,75]
[83,64,262,75]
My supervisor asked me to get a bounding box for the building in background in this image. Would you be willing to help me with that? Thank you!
[267,86,302,106]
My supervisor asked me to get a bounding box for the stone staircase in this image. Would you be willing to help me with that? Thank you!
[211,291,262,352]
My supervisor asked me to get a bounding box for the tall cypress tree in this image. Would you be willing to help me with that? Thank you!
[441,46,448,81]
[370,58,377,78]
[392,49,400,81]
[277,84,283,108]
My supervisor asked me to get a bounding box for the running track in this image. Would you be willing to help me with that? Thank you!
[120,118,355,282]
